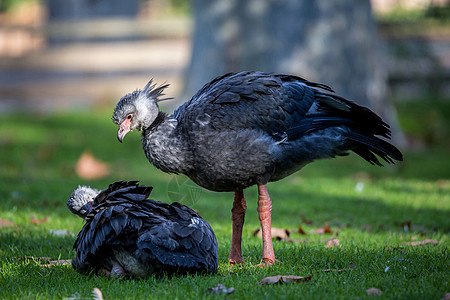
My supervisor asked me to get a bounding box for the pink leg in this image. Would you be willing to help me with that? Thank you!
[257,184,276,266]
[228,190,246,265]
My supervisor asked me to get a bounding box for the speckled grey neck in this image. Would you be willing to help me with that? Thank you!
[142,113,193,175]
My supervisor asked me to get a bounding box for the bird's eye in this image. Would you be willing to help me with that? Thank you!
[127,114,133,120]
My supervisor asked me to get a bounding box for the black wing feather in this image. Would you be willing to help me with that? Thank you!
[72,181,218,276]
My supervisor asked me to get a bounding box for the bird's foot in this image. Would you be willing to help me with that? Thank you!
[97,263,126,277]
[97,268,111,276]
[110,263,126,277]
[228,255,246,265]
[255,257,279,268]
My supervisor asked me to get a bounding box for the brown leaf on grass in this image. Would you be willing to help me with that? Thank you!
[298,225,307,235]
[314,222,332,234]
[441,293,450,300]
[253,227,290,239]
[301,215,313,225]
[366,287,382,295]
[259,275,312,285]
[324,222,332,233]
[288,225,307,235]
[206,284,235,295]
[404,239,438,246]
[0,219,15,227]
[75,150,110,180]
[324,238,340,248]
[30,215,48,225]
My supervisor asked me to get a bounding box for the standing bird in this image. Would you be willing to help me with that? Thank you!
[112,71,403,265]
[67,181,218,277]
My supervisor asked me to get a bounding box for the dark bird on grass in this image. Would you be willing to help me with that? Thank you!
[112,71,403,266]
[67,181,218,277]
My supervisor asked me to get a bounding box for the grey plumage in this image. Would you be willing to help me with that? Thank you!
[69,181,218,277]
[67,185,100,218]
[112,71,403,265]
[112,71,402,192]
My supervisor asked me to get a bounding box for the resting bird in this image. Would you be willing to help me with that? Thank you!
[67,181,218,277]
[112,71,403,265]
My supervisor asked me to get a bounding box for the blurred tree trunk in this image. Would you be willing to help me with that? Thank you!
[184,0,404,144]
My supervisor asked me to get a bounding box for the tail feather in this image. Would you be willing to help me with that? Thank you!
[345,131,403,166]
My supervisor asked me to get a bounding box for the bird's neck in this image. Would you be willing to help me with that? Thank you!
[142,112,192,174]
[146,111,167,132]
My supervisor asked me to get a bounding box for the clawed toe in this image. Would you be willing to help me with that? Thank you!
[255,257,280,267]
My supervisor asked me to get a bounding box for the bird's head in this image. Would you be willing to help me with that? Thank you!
[112,80,170,143]
[67,185,100,218]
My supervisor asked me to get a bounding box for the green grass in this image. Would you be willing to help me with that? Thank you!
[0,99,449,299]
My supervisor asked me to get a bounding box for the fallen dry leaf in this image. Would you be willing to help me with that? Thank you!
[366,287,382,295]
[92,288,104,300]
[75,150,110,180]
[30,215,48,225]
[404,239,438,246]
[253,227,290,239]
[206,284,235,295]
[0,219,15,227]
[314,222,332,234]
[301,215,313,225]
[259,275,312,285]
[325,238,340,248]
[298,225,307,235]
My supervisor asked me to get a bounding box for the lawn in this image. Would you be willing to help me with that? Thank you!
[0,99,449,299]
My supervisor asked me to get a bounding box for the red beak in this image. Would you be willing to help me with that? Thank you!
[117,119,131,143]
